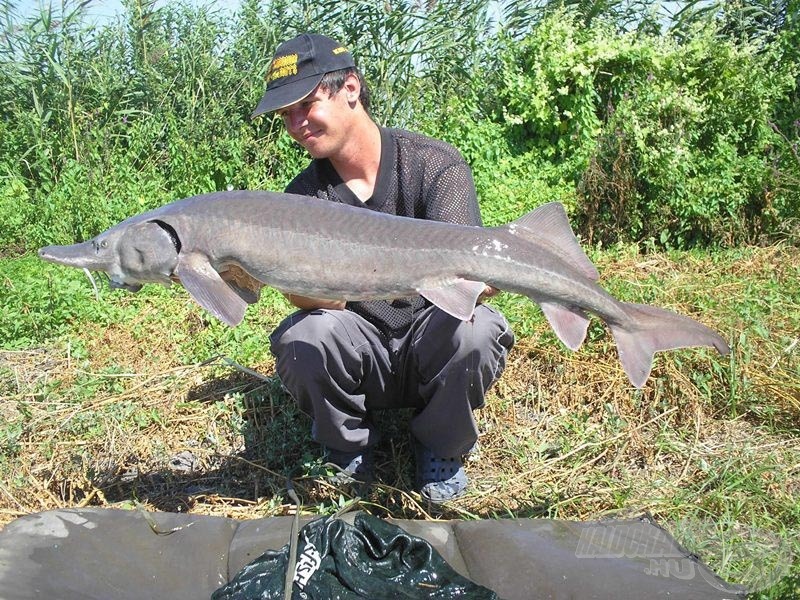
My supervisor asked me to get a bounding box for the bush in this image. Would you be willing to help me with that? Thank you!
[489,10,799,247]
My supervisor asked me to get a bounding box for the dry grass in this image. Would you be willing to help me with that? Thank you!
[1,244,799,593]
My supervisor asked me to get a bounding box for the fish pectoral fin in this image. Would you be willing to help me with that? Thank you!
[419,279,486,321]
[227,281,260,305]
[537,300,590,351]
[175,252,248,326]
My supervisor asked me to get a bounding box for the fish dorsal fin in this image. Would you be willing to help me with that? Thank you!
[505,202,599,281]
[419,279,486,321]
[175,251,248,326]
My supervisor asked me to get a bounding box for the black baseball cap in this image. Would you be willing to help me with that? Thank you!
[251,33,356,118]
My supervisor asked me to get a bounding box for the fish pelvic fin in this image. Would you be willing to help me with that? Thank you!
[610,302,731,388]
[536,300,590,351]
[504,202,599,281]
[419,279,486,320]
[175,252,248,326]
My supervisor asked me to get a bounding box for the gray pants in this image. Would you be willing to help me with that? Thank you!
[269,304,514,457]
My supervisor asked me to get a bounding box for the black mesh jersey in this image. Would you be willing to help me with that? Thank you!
[285,126,482,338]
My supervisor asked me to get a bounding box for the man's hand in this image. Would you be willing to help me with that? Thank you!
[283,285,497,311]
[284,293,346,311]
[478,285,500,304]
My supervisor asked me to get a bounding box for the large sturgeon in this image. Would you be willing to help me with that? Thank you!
[39,190,730,387]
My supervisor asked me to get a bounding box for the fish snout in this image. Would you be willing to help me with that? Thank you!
[38,245,60,261]
[38,241,108,271]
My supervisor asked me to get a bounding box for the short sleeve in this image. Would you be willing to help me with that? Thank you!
[423,160,482,226]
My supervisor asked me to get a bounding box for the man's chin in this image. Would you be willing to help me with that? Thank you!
[306,145,331,159]
[299,134,332,158]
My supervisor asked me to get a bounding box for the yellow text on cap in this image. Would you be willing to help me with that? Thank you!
[268,53,298,82]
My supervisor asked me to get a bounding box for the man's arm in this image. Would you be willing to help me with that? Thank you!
[426,159,499,302]
[424,160,482,225]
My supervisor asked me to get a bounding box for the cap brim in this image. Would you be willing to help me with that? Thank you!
[251,74,324,118]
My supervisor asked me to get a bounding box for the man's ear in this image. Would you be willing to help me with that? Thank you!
[343,72,361,105]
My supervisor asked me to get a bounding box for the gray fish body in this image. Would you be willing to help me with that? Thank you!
[39,190,730,387]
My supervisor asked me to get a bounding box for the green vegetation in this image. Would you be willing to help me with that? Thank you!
[1,0,799,597]
[0,0,798,249]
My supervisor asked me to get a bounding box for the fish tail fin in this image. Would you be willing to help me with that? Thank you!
[609,302,730,388]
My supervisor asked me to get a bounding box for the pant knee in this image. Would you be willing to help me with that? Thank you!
[271,310,342,355]
[415,305,514,378]
[270,309,373,398]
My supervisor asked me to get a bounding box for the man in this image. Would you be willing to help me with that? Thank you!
[252,33,514,503]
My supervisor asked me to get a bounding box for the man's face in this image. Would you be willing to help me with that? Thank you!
[277,79,355,159]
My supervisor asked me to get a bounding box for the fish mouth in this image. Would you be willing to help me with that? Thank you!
[109,279,143,293]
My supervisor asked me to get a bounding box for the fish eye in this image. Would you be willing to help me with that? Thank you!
[101,240,108,248]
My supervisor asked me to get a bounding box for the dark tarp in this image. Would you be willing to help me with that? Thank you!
[0,508,747,600]
[213,513,497,599]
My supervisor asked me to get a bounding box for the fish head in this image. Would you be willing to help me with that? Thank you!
[39,220,180,292]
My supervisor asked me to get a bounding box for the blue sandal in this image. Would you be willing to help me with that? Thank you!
[414,440,468,503]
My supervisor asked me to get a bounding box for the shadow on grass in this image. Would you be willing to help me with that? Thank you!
[90,373,476,520]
